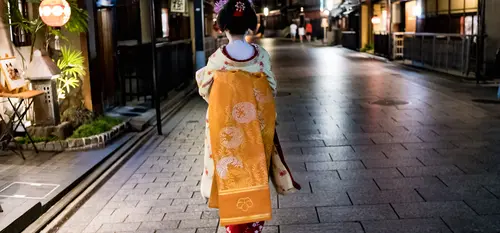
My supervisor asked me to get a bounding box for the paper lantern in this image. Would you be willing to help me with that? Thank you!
[39,0,71,27]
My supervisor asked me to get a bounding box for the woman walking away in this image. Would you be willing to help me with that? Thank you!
[195,0,292,232]
[290,21,297,42]
[306,21,313,42]
[298,24,305,43]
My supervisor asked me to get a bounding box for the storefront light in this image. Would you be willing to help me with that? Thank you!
[322,9,330,16]
[412,5,422,17]
[371,15,381,24]
[326,0,334,11]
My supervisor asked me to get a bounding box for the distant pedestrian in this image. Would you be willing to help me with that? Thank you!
[290,22,297,42]
[306,22,313,42]
[298,25,305,43]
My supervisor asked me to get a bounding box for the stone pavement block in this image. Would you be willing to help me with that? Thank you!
[163,212,202,220]
[371,135,423,144]
[392,201,476,219]
[362,158,423,168]
[398,165,464,177]
[159,191,194,199]
[403,142,457,150]
[384,149,439,158]
[306,161,365,171]
[298,133,346,141]
[317,204,398,222]
[362,219,452,233]
[150,205,188,213]
[417,186,497,202]
[302,146,354,155]
[98,222,141,232]
[285,153,332,163]
[310,179,379,193]
[146,187,182,195]
[137,199,174,207]
[178,219,218,228]
[338,168,402,180]
[348,189,424,205]
[375,177,446,190]
[329,151,386,161]
[466,199,500,215]
[267,208,318,225]
[113,207,151,216]
[353,144,406,153]
[125,193,160,201]
[138,221,180,231]
[323,138,375,146]
[279,222,364,233]
[278,191,351,208]
[201,211,219,219]
[443,216,500,233]
[155,229,196,233]
[124,213,165,222]
[280,140,325,148]
[103,200,139,209]
[172,198,207,206]
[439,174,500,188]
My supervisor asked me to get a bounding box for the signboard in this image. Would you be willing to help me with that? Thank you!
[171,0,186,13]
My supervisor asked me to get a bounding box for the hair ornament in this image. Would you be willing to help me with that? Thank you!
[233,1,245,16]
[214,0,252,14]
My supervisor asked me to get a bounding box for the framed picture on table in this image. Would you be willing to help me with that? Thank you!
[0,58,27,92]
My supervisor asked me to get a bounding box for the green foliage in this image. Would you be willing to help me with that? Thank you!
[56,46,86,100]
[360,43,374,52]
[61,106,95,128]
[70,116,123,138]
[15,135,58,144]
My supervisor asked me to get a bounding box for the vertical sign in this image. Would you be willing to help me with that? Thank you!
[171,0,186,13]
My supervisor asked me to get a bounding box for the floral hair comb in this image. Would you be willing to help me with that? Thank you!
[214,0,252,15]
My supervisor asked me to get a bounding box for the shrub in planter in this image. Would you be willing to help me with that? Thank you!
[70,116,123,138]
[62,106,95,129]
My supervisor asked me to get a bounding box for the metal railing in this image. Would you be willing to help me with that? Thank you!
[374,32,390,58]
[393,32,477,77]
[116,39,194,104]
[341,31,359,51]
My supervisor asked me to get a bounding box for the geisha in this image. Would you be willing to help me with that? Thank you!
[195,0,279,232]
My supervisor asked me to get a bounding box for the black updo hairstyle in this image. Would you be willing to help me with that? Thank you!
[217,0,257,35]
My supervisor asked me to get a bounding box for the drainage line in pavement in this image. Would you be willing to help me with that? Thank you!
[22,92,196,233]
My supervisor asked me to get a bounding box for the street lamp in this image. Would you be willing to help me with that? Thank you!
[263,7,269,17]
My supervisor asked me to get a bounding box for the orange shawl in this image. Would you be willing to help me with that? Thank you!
[207,70,276,226]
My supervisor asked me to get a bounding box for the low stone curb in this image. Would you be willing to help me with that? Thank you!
[18,122,128,152]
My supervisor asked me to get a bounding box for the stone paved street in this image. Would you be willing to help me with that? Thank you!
[60,39,500,233]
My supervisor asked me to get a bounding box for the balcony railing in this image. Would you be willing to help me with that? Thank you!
[392,32,478,77]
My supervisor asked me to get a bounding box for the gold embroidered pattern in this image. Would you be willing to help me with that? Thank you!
[236,197,254,212]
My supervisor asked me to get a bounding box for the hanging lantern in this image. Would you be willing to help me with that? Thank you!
[39,0,71,27]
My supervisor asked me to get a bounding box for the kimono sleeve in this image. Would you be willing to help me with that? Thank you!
[195,57,219,102]
[260,47,277,96]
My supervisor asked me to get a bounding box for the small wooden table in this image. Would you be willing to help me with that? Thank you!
[0,90,45,159]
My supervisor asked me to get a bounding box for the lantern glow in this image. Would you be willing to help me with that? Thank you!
[39,0,71,27]
[371,15,381,24]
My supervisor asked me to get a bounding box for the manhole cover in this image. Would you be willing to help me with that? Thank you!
[371,99,409,106]
[277,92,291,97]
[0,182,59,199]
[472,99,500,104]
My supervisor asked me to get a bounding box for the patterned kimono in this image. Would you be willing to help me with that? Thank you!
[196,44,277,231]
